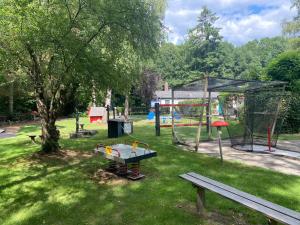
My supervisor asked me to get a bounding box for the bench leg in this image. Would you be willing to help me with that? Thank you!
[268,218,278,225]
[30,137,36,143]
[196,187,205,215]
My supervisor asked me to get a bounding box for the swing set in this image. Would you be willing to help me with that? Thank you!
[154,76,288,152]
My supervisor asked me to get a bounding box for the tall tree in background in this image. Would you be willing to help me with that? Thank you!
[267,51,300,133]
[136,69,161,106]
[154,43,189,85]
[283,0,300,49]
[187,6,222,76]
[0,0,165,153]
[234,37,288,80]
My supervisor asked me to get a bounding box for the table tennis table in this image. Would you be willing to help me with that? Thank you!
[94,143,157,180]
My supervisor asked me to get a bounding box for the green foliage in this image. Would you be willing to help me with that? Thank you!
[234,37,288,80]
[0,0,166,151]
[153,43,190,85]
[267,50,300,133]
[283,0,300,36]
[187,6,223,75]
[267,50,300,92]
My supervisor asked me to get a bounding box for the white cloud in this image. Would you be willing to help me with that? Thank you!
[164,0,296,45]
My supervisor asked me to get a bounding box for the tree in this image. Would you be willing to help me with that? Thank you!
[283,0,300,50]
[266,50,300,133]
[187,6,222,76]
[283,0,300,36]
[233,37,288,80]
[267,51,300,92]
[0,0,165,153]
[153,43,189,85]
[135,69,161,107]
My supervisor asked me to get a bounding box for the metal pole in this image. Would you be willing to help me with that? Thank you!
[217,127,223,163]
[155,103,160,136]
[171,89,175,142]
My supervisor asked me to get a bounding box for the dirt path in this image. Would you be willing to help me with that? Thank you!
[182,140,300,176]
[277,140,300,153]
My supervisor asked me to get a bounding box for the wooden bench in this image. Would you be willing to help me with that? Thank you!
[180,172,300,225]
[28,135,44,143]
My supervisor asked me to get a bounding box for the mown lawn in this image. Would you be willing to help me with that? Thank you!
[0,118,299,225]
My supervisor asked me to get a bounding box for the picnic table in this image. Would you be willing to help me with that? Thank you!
[94,143,157,180]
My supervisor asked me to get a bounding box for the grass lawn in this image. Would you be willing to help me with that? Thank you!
[0,118,299,225]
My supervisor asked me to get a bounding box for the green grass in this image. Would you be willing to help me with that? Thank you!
[278,133,300,141]
[0,118,299,225]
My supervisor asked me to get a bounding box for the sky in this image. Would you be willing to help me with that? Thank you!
[164,0,296,46]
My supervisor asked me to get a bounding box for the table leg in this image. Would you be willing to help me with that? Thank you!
[127,161,145,180]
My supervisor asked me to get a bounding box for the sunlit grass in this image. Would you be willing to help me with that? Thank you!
[0,117,299,225]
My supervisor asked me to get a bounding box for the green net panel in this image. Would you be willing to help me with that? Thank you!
[164,103,208,145]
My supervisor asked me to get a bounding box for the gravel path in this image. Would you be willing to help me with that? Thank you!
[182,140,300,176]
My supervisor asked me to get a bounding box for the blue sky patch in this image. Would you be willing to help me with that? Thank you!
[164,0,296,46]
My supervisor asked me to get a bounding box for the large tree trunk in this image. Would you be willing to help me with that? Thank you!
[37,98,60,153]
[26,43,61,153]
[91,80,97,107]
[124,94,129,120]
[105,89,111,107]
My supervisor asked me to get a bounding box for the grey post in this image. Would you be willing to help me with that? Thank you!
[155,103,160,136]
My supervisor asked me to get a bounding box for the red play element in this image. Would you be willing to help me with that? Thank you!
[211,121,229,127]
[90,116,103,123]
[160,123,207,128]
[88,107,106,123]
[160,103,208,107]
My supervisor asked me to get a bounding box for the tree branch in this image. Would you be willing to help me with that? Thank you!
[65,22,107,73]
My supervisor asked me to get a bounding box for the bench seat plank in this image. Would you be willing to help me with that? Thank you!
[180,173,300,225]
[188,172,300,221]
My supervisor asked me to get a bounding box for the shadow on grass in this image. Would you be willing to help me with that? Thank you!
[0,120,299,225]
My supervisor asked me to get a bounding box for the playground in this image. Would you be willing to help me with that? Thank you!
[0,116,299,225]
[2,0,300,223]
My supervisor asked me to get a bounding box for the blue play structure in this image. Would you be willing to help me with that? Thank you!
[147,111,155,120]
[147,111,181,123]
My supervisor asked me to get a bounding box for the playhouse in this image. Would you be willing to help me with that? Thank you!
[88,107,107,123]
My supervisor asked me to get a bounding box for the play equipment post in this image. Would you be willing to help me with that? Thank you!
[75,108,79,133]
[212,121,229,163]
[195,76,208,152]
[106,105,110,122]
[206,91,212,139]
[267,126,271,151]
[155,103,160,136]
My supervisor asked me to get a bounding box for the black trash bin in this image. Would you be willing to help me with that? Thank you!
[108,119,124,138]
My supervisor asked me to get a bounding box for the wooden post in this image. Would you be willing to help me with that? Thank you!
[196,187,206,215]
[270,87,285,138]
[155,103,160,136]
[106,105,110,122]
[268,218,278,225]
[113,107,116,119]
[217,127,223,163]
[207,91,212,140]
[171,89,175,143]
[75,109,79,133]
[195,76,208,151]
